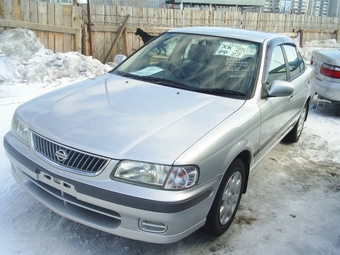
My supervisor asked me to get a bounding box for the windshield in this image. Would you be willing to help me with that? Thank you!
[112,32,260,98]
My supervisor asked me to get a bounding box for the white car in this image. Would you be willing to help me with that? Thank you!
[311,50,340,102]
[4,27,315,244]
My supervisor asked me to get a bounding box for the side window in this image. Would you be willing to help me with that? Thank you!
[267,46,287,84]
[283,45,304,80]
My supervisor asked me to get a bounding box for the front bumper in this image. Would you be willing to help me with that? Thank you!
[314,77,340,102]
[4,132,218,244]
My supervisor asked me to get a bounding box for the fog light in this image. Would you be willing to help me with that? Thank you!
[139,219,167,233]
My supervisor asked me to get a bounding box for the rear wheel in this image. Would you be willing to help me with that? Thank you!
[283,103,308,143]
[201,158,245,236]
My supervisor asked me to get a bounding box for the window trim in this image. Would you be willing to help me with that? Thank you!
[281,44,305,81]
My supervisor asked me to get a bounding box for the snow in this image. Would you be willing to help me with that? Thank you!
[1,28,339,255]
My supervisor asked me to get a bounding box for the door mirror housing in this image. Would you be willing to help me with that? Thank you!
[267,80,294,97]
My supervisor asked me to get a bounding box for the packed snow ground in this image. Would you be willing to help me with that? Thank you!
[0,28,339,255]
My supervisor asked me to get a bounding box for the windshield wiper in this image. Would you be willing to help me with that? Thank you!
[136,76,191,89]
[198,88,246,97]
[113,71,137,78]
[112,72,190,89]
[112,72,246,97]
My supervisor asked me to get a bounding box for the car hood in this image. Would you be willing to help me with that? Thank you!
[21,73,245,164]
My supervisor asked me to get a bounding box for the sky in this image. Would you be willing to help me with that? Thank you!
[0,28,339,255]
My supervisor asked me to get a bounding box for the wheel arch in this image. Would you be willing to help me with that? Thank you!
[235,150,251,194]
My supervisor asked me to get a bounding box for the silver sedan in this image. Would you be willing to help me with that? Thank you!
[4,27,315,244]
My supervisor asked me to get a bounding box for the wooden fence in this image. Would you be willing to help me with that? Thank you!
[0,0,82,53]
[1,0,340,63]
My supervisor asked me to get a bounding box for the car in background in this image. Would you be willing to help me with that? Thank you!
[4,27,315,244]
[311,50,340,102]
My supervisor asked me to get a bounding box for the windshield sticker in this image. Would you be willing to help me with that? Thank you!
[215,43,257,58]
[131,66,163,76]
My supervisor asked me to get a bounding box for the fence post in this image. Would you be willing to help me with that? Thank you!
[75,28,82,53]
[103,15,130,64]
[300,29,304,47]
[86,1,93,56]
[82,25,89,56]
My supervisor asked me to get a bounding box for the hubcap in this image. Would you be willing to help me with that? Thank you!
[219,171,242,225]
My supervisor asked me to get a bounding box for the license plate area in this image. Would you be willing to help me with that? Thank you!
[37,171,77,197]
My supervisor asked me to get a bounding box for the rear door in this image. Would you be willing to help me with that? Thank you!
[257,43,291,155]
[255,39,311,159]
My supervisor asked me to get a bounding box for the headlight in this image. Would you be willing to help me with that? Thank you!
[112,160,199,190]
[12,115,29,145]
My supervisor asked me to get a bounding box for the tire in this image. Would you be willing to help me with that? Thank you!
[283,103,308,143]
[201,158,245,236]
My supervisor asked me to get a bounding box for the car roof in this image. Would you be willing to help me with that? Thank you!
[167,27,288,43]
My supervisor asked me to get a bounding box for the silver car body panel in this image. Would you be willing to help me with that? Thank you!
[17,73,245,165]
[4,27,315,243]
[312,50,340,102]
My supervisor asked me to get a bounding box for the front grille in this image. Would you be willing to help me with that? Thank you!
[32,133,109,175]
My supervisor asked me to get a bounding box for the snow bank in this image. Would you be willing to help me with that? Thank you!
[295,37,340,61]
[0,28,111,83]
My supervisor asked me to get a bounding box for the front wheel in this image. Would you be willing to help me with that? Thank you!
[201,158,245,236]
[283,103,308,143]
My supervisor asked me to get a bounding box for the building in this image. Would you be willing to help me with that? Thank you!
[264,0,330,15]
[165,1,266,11]
[39,0,164,8]
[38,0,340,16]
[308,0,329,15]
[291,0,309,13]
[328,0,340,16]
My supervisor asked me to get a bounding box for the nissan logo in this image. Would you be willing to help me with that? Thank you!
[55,149,68,162]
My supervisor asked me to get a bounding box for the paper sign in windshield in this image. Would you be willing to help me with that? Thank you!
[215,43,257,58]
[131,66,163,76]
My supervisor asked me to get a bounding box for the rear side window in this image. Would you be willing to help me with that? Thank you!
[297,52,305,72]
[283,45,305,80]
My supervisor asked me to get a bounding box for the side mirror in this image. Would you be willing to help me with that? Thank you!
[267,80,294,97]
[114,54,127,66]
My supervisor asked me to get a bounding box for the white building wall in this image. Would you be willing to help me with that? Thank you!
[172,0,265,5]
[263,0,330,15]
[291,0,309,14]
[310,0,329,15]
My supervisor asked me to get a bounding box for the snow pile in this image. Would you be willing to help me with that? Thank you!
[298,38,340,61]
[0,28,111,83]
